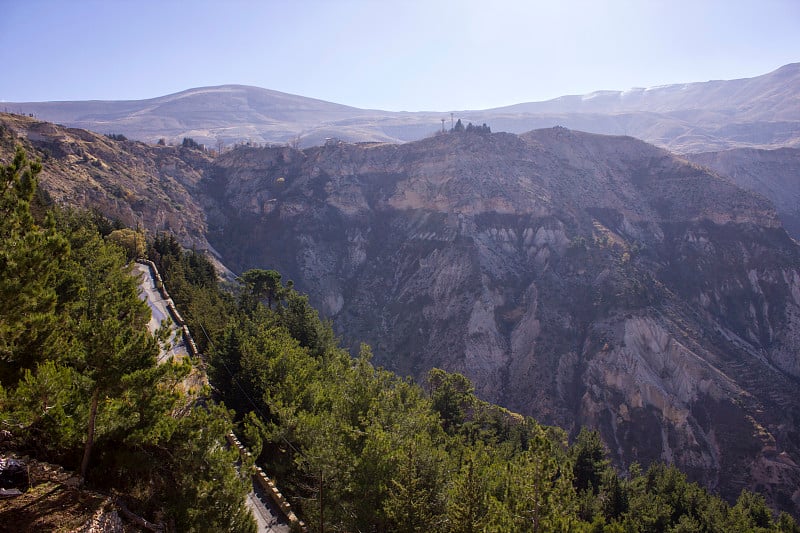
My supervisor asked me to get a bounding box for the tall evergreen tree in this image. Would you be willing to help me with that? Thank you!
[0,147,68,383]
[64,230,160,484]
[239,268,285,309]
[572,427,610,493]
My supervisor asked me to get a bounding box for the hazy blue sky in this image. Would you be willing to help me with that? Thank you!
[1,0,798,111]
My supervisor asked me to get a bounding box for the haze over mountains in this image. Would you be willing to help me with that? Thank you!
[7,63,800,153]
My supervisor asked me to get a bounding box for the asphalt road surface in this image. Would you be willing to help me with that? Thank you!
[246,475,292,533]
[134,263,189,363]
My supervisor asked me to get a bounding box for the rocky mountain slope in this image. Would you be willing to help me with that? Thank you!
[203,129,800,516]
[0,113,212,251]
[687,147,800,241]
[7,63,800,153]
[3,114,800,516]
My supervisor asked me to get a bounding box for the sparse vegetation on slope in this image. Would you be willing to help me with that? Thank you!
[0,113,213,251]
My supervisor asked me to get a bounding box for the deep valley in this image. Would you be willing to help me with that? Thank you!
[3,109,800,518]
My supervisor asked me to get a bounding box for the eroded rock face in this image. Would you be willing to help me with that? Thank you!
[203,128,800,515]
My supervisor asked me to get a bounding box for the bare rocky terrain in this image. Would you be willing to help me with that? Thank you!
[687,147,800,240]
[3,113,800,517]
[6,63,800,154]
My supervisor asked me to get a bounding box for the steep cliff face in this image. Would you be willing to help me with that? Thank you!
[204,129,800,515]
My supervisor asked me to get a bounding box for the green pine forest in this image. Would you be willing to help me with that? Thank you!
[2,147,799,532]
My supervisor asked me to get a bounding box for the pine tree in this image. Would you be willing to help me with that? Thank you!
[161,404,256,532]
[446,448,490,533]
[0,147,69,384]
[239,268,285,309]
[572,428,610,493]
[427,368,475,433]
[64,230,159,484]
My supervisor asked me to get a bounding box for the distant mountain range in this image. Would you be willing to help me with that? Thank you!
[6,63,800,153]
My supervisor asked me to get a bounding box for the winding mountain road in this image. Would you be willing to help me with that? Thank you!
[135,262,292,533]
[134,262,189,363]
